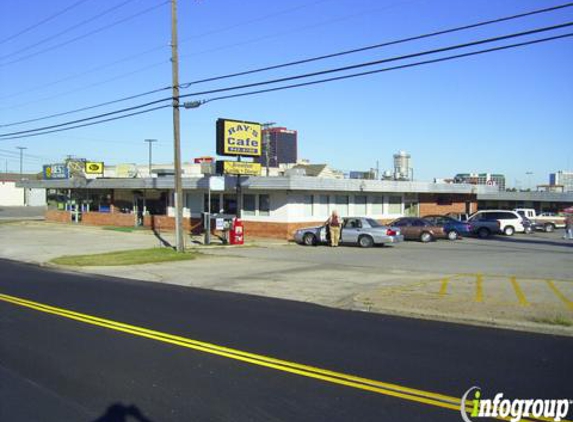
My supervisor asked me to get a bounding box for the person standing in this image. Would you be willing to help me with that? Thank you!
[326,210,342,247]
[564,213,573,240]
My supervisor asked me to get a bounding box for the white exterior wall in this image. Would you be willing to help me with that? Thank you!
[174,190,407,223]
[0,182,23,206]
[0,182,45,206]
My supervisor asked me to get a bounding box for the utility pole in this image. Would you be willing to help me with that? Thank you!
[17,146,26,178]
[17,146,27,206]
[171,0,184,252]
[144,139,157,176]
[262,122,275,177]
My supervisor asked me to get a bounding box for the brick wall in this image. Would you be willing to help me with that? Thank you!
[45,210,71,223]
[81,211,136,227]
[418,194,477,216]
[144,215,203,234]
[242,221,324,240]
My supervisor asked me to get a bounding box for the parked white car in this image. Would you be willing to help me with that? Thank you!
[468,210,526,236]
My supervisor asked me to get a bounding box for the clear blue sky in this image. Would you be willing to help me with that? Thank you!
[0,0,571,188]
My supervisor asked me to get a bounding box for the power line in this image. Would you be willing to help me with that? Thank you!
[200,33,573,104]
[0,0,92,45]
[1,31,570,141]
[0,0,168,67]
[180,2,573,88]
[0,84,171,128]
[1,21,571,138]
[0,0,336,101]
[176,22,573,98]
[0,98,172,137]
[3,2,572,127]
[0,105,171,141]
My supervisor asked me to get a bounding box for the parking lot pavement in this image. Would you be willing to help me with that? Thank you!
[1,221,572,335]
[0,206,46,220]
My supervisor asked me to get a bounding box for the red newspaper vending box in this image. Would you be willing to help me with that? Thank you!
[229,218,244,245]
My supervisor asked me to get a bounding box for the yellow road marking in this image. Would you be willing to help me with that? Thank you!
[510,277,529,306]
[439,278,449,297]
[546,280,573,311]
[0,292,563,422]
[475,274,484,303]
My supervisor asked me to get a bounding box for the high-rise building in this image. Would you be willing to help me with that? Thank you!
[454,173,506,190]
[550,171,573,192]
[255,127,297,168]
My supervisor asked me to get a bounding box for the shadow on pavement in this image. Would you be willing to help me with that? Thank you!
[91,403,155,422]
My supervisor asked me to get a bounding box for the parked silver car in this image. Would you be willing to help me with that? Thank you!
[293,217,404,248]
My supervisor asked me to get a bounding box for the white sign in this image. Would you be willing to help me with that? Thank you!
[215,218,225,230]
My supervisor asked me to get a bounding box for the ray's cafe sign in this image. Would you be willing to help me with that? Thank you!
[216,118,262,176]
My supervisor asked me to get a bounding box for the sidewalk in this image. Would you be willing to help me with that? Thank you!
[1,221,572,337]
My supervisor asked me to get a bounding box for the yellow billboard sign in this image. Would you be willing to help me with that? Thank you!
[85,161,104,174]
[216,161,261,176]
[216,118,262,157]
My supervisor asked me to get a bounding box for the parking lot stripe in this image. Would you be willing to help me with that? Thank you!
[439,278,449,297]
[510,277,529,306]
[545,280,573,311]
[475,274,484,303]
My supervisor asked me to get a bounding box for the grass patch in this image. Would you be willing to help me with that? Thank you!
[102,226,135,233]
[51,248,198,267]
[531,315,572,327]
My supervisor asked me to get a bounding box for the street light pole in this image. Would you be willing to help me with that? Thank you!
[171,0,184,252]
[144,139,157,176]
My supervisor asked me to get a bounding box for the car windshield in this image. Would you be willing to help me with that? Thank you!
[366,218,383,228]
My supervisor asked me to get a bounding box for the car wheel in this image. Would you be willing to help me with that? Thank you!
[524,226,533,235]
[477,228,490,239]
[504,226,515,236]
[447,230,458,241]
[358,235,374,248]
[420,232,433,243]
[303,233,317,246]
[544,223,555,233]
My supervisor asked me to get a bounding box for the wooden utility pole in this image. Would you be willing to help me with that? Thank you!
[171,0,184,252]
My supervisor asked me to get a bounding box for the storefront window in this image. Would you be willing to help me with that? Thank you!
[243,194,256,216]
[371,195,383,215]
[223,194,237,215]
[259,194,270,216]
[388,196,402,214]
[354,195,367,216]
[204,194,221,214]
[302,195,313,217]
[335,195,349,216]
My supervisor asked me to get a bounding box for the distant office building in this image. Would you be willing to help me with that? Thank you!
[349,170,377,180]
[550,171,573,192]
[454,173,505,190]
[255,127,297,168]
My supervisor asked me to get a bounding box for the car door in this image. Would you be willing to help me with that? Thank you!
[341,218,362,244]
[393,219,413,239]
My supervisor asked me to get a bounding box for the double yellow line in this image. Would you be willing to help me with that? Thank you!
[0,292,565,422]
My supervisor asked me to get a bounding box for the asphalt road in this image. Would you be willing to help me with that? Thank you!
[1,259,571,422]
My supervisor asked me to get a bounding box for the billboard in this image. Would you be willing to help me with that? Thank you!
[216,118,262,157]
[85,162,104,175]
[43,164,68,179]
[216,161,261,176]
